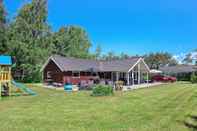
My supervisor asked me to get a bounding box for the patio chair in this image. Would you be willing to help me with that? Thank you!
[100,80,106,85]
[115,81,124,91]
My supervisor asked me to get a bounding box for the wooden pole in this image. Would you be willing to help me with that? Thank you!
[8,67,11,96]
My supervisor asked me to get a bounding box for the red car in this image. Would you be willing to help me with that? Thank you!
[152,75,176,83]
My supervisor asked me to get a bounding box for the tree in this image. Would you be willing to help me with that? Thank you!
[52,26,91,58]
[100,52,131,61]
[7,0,52,82]
[168,58,178,66]
[144,52,177,69]
[51,27,70,56]
[95,44,102,60]
[183,50,197,65]
[183,53,193,65]
[102,51,116,61]
[120,52,129,60]
[0,0,7,54]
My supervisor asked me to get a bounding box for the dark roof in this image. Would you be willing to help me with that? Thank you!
[101,58,140,72]
[0,56,12,65]
[52,55,100,71]
[160,65,197,74]
[46,55,143,72]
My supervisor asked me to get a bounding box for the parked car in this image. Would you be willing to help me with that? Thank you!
[152,75,176,83]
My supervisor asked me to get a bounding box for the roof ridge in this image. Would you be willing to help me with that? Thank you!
[52,55,141,62]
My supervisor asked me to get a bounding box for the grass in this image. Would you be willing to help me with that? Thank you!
[0,82,197,131]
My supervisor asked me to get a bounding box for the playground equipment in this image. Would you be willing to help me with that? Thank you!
[0,56,12,98]
[12,80,36,95]
[0,56,36,99]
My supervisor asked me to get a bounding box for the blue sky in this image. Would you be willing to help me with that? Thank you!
[4,0,197,56]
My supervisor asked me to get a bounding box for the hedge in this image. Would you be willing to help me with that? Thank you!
[91,85,113,96]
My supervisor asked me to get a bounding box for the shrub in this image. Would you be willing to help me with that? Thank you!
[91,85,113,96]
[176,73,191,81]
[190,73,197,83]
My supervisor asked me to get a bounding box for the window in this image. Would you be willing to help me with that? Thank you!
[47,71,52,79]
[72,71,80,78]
[92,73,97,76]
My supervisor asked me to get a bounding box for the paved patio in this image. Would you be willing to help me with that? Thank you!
[122,82,164,91]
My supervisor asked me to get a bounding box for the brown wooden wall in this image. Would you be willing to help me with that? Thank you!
[63,71,98,85]
[43,60,98,84]
[43,60,114,85]
[43,60,64,83]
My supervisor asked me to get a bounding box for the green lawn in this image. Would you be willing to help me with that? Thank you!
[0,83,197,131]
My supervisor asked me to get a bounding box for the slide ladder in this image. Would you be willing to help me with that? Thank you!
[11,80,36,96]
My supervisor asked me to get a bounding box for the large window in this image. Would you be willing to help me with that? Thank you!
[72,71,80,78]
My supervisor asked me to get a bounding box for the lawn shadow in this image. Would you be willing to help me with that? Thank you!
[184,115,197,131]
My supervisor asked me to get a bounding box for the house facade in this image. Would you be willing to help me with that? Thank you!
[160,65,197,81]
[41,55,150,86]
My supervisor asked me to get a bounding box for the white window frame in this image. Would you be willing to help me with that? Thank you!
[47,71,52,79]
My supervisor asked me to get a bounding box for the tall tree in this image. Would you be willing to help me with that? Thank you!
[144,52,178,69]
[52,26,91,58]
[8,0,52,82]
[0,0,7,54]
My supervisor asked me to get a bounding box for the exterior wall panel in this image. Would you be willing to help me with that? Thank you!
[43,60,63,83]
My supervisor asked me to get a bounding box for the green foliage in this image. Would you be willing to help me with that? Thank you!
[183,49,197,65]
[91,85,113,96]
[95,44,102,60]
[0,0,7,54]
[120,52,129,59]
[52,26,91,58]
[6,0,51,82]
[191,73,197,84]
[144,52,178,69]
[183,53,193,64]
[100,51,130,61]
[176,73,191,81]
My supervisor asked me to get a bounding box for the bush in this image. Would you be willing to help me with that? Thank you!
[190,73,197,83]
[176,73,191,81]
[91,85,113,96]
